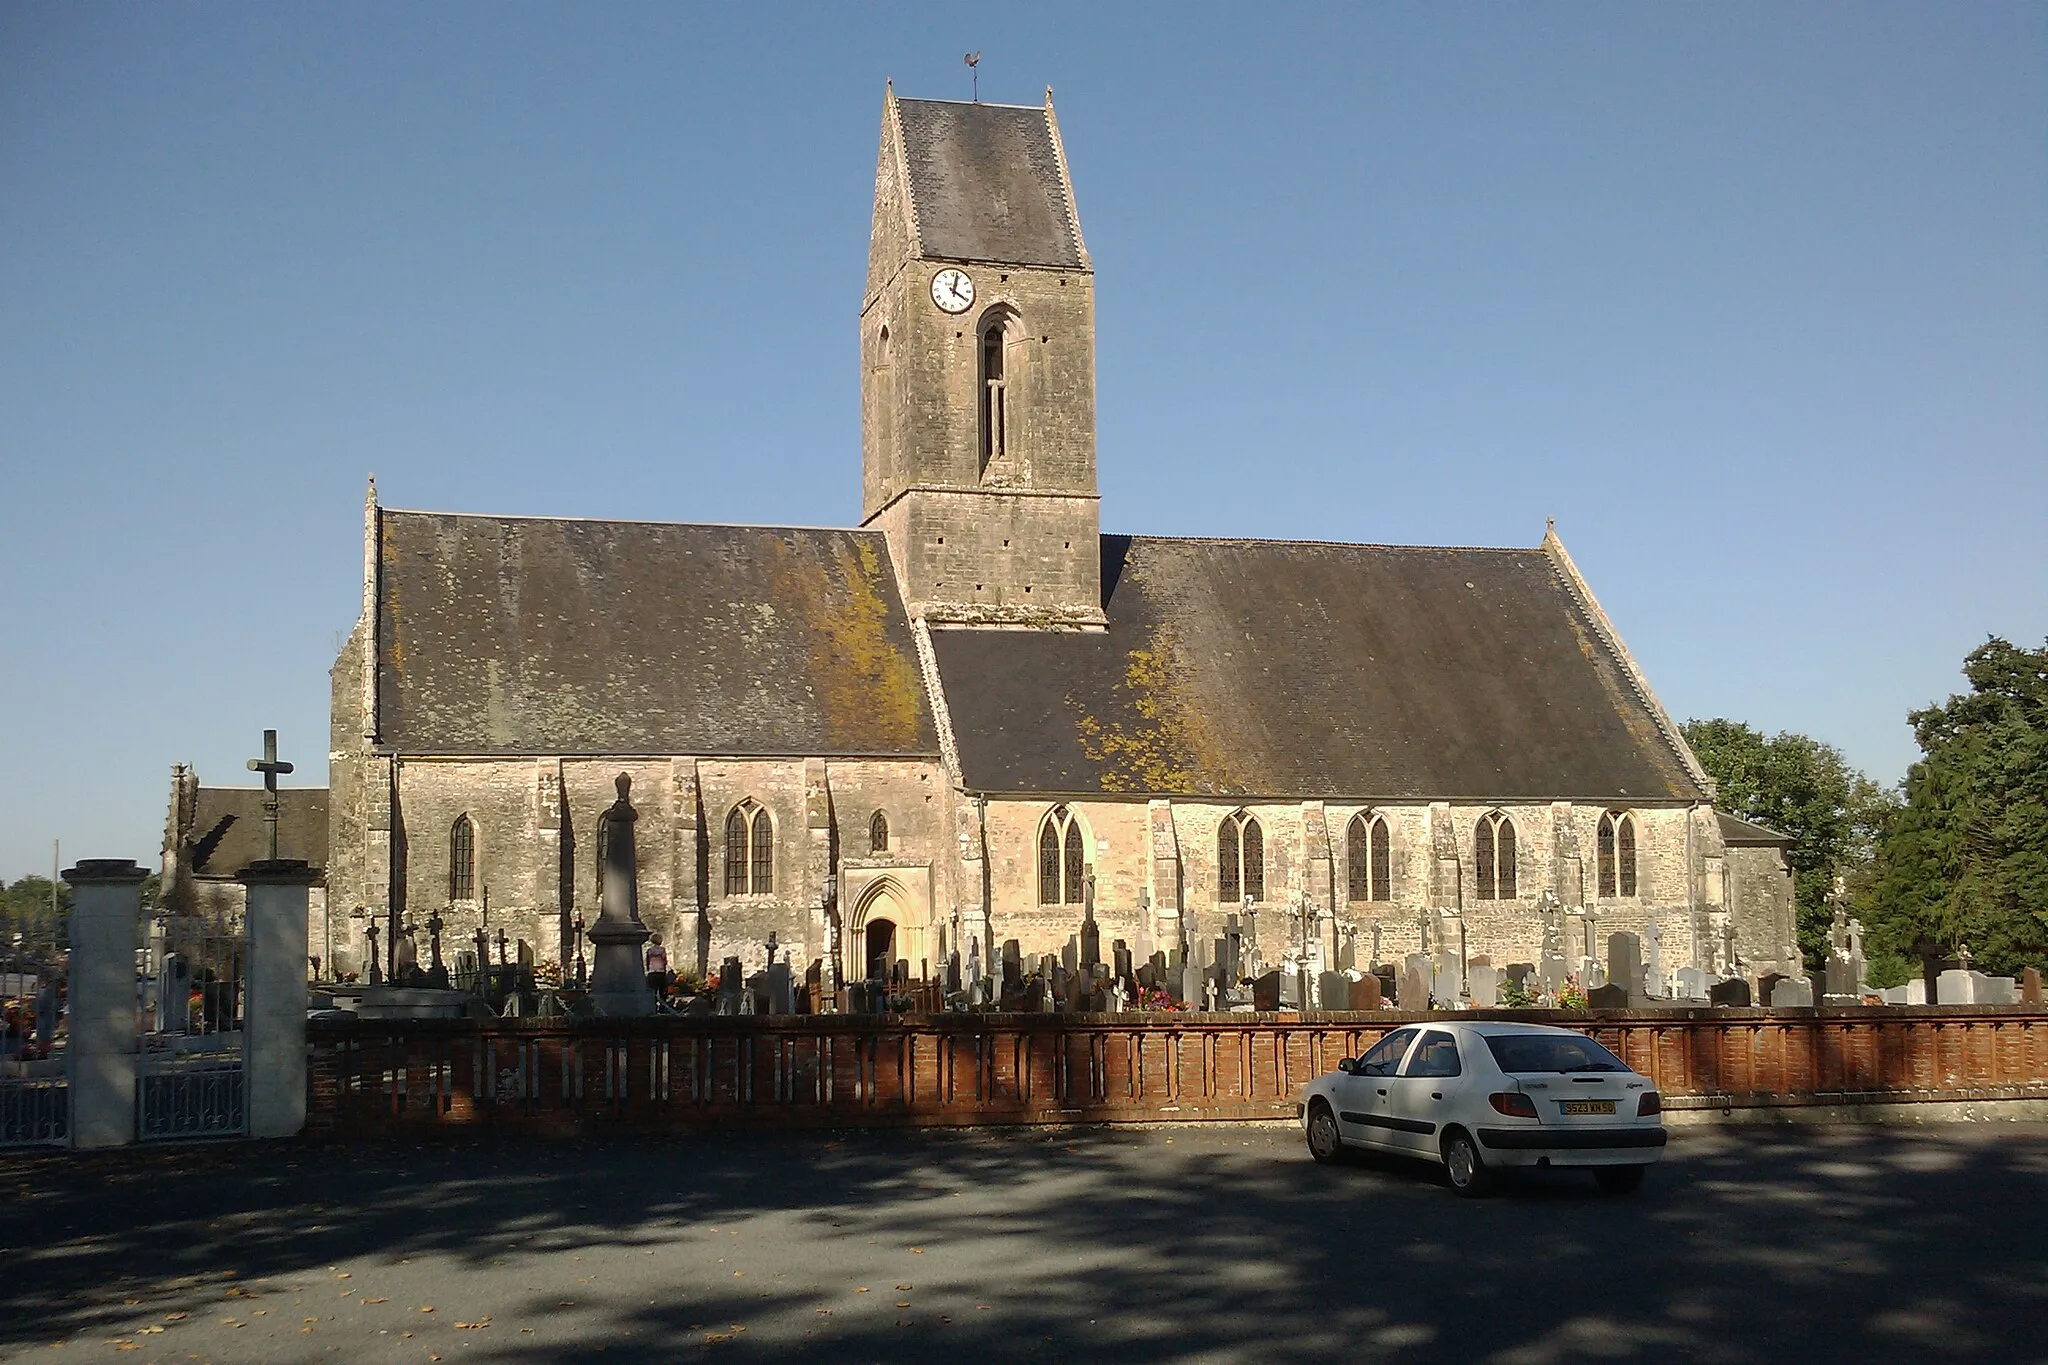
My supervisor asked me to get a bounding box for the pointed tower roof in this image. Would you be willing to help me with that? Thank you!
[890,92,1088,269]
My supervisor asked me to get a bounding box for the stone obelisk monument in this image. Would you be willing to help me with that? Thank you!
[588,773,656,1017]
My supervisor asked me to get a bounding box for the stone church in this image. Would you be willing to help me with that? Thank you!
[297,85,1799,994]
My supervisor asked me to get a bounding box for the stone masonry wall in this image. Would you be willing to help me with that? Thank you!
[981,796,1732,976]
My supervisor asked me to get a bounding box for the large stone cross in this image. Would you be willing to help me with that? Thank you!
[244,728,294,863]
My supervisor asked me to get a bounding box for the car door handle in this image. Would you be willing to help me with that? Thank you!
[1432,1093,1443,1101]
[1376,1088,1387,1096]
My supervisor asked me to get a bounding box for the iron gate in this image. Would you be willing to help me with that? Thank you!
[1,951,67,1147]
[138,906,248,1140]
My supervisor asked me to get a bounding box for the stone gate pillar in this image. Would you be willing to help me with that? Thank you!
[239,858,318,1138]
[62,858,149,1150]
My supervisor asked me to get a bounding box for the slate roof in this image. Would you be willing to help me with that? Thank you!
[375,511,939,757]
[929,536,1707,802]
[1717,812,1794,846]
[185,787,329,878]
[894,97,1086,269]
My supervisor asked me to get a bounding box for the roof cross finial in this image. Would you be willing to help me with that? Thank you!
[965,51,980,103]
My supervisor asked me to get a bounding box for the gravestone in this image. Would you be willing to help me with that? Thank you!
[1587,982,1629,1010]
[1023,977,1047,1012]
[1757,972,1786,1006]
[1180,956,1204,1008]
[1672,967,1712,1001]
[1644,918,1664,998]
[965,938,983,993]
[1878,985,1912,1005]
[1349,974,1382,1010]
[1398,955,1431,1012]
[2023,967,2043,1005]
[1607,933,1643,1001]
[1537,951,1568,1000]
[1467,963,1499,1009]
[717,956,745,1015]
[1137,960,1158,991]
[1823,955,1859,1001]
[1252,970,1283,1012]
[1062,939,1079,976]
[1282,970,1307,1010]
[1504,962,1534,994]
[1936,968,1975,1004]
[1319,971,1349,1012]
[156,953,191,1034]
[1768,977,1813,1007]
[1113,940,1133,986]
[1708,977,1752,1007]
[1374,963,1398,1007]
[1080,918,1101,971]
[1977,975,2017,1005]
[1432,964,1463,1008]
[764,962,795,1015]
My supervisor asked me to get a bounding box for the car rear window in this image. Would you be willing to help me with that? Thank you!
[1483,1033,1630,1074]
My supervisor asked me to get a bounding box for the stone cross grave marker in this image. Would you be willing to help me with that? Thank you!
[243,728,294,862]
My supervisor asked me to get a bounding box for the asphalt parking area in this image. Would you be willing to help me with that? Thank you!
[4,1122,2045,1364]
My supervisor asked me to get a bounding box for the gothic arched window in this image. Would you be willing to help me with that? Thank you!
[1346,812,1392,903]
[725,801,773,896]
[449,814,475,901]
[1598,811,1637,898]
[750,807,773,893]
[978,310,1018,475]
[869,810,889,855]
[1038,805,1086,904]
[1218,811,1264,904]
[1474,811,1517,900]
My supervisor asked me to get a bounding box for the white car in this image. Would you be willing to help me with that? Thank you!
[1299,1020,1666,1195]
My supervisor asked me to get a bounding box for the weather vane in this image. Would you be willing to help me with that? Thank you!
[965,51,981,103]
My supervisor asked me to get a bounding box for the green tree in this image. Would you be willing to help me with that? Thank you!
[1681,718,1894,972]
[1869,637,2048,978]
[0,876,75,960]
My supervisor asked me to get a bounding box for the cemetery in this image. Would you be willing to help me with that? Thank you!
[5,765,2046,1150]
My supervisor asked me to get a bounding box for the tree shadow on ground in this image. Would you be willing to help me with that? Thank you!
[3,1122,2046,1363]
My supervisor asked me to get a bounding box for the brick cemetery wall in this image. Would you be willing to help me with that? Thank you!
[306,1006,2048,1138]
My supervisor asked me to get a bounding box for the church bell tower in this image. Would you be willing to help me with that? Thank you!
[860,84,1105,629]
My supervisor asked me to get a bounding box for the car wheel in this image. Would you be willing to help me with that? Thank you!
[1305,1101,1347,1165]
[1595,1164,1646,1195]
[1441,1129,1493,1197]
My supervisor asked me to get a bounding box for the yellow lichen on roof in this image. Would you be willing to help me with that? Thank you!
[1069,623,1235,793]
[772,535,927,752]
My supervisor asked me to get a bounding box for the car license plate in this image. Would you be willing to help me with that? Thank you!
[1560,1100,1616,1115]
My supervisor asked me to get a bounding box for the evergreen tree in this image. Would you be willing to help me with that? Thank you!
[1870,638,2048,977]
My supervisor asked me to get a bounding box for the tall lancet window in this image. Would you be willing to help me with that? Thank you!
[1598,811,1637,898]
[1038,805,1086,905]
[1218,811,1264,904]
[1475,810,1517,901]
[1346,812,1392,903]
[449,815,475,901]
[979,311,1016,475]
[725,801,774,896]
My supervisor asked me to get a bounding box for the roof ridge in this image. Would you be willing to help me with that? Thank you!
[380,506,880,536]
[1117,532,1545,554]
[894,96,1044,111]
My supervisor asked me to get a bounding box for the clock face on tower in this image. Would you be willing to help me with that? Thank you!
[930,268,974,314]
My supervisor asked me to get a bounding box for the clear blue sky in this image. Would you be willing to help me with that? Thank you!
[2,3,2042,881]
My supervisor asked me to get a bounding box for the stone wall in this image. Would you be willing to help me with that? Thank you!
[324,752,958,986]
[978,796,1738,974]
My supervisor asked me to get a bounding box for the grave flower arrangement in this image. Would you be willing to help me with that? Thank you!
[1556,979,1589,1010]
[1129,985,1189,1012]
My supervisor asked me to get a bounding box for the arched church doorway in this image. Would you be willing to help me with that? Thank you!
[865,918,897,982]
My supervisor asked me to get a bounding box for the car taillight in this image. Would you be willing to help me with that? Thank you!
[1638,1091,1662,1116]
[1489,1092,1538,1118]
